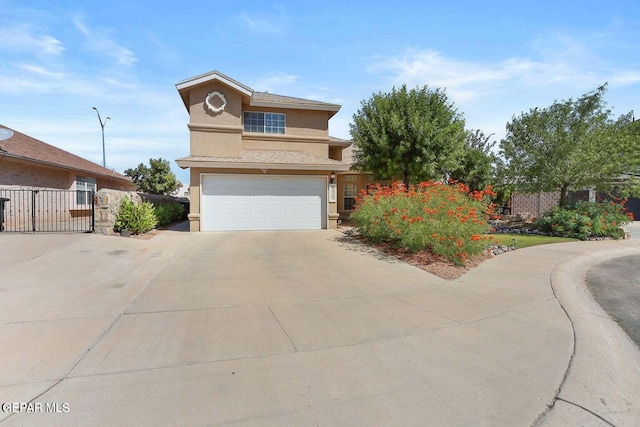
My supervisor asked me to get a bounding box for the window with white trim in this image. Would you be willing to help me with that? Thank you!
[243,112,285,134]
[343,183,357,211]
[76,176,96,205]
[344,175,357,181]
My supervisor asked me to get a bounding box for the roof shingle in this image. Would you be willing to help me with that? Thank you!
[0,125,131,182]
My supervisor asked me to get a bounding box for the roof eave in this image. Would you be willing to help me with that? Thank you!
[0,152,132,182]
[249,99,341,117]
[175,159,350,172]
[328,138,352,148]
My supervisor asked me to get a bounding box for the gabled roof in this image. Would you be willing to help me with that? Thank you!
[0,125,132,182]
[176,70,254,101]
[176,70,341,117]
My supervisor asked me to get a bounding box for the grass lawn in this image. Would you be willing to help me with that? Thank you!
[489,233,578,249]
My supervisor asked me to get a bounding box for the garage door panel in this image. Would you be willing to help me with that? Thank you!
[202,175,326,231]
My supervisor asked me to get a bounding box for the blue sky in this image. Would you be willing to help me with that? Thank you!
[1,0,639,185]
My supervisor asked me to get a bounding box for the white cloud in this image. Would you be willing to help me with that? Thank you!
[373,39,640,106]
[363,34,636,143]
[0,61,102,96]
[0,26,64,55]
[72,17,136,67]
[253,72,299,93]
[17,63,65,79]
[609,71,640,87]
[238,12,284,35]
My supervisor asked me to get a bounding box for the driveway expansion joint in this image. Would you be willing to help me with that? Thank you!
[267,304,298,352]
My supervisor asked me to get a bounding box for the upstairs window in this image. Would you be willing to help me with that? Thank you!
[244,112,285,134]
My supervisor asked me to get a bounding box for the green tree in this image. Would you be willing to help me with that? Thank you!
[500,84,640,206]
[449,130,498,192]
[350,85,467,187]
[124,158,178,195]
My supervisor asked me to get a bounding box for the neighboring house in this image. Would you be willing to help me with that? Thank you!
[0,125,134,232]
[0,125,134,193]
[175,70,350,231]
[172,184,190,199]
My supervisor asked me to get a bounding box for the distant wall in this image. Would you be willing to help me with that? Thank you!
[511,192,561,219]
[512,190,594,218]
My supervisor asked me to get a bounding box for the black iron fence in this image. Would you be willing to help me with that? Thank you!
[0,189,94,233]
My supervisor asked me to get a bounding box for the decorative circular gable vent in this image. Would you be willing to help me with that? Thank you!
[205,91,227,114]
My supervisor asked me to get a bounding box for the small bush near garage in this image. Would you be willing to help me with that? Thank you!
[536,201,632,240]
[351,181,496,265]
[153,202,185,227]
[114,197,158,235]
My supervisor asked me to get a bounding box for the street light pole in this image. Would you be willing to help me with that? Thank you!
[92,107,111,168]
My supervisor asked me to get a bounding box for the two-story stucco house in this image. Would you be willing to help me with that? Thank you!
[175,71,350,232]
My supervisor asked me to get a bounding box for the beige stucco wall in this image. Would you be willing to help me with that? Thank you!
[189,126,242,157]
[242,136,328,157]
[329,146,343,161]
[183,80,332,159]
[188,82,244,127]
[187,82,244,157]
[242,105,329,139]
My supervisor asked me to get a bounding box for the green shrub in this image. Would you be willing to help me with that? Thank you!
[153,202,185,227]
[114,197,158,235]
[351,181,496,265]
[536,201,632,240]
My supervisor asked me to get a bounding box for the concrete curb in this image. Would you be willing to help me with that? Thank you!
[535,245,640,426]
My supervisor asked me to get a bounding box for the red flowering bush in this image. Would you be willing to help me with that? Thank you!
[351,181,496,265]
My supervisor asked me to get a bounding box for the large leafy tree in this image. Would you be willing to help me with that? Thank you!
[500,84,640,206]
[350,85,467,187]
[449,130,499,192]
[124,158,178,195]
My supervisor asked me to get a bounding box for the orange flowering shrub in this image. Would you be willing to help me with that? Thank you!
[351,181,496,265]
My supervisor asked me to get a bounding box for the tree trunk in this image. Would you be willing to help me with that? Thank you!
[559,185,569,207]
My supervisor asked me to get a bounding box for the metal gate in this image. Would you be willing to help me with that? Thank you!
[0,189,94,233]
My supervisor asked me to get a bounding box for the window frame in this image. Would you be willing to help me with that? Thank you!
[343,183,357,211]
[75,176,96,205]
[243,111,286,134]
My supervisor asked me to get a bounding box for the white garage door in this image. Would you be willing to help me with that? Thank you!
[201,175,327,231]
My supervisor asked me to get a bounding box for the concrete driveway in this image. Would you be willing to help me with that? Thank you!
[1,228,639,426]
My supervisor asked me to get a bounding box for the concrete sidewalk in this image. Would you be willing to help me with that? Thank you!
[0,229,639,426]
